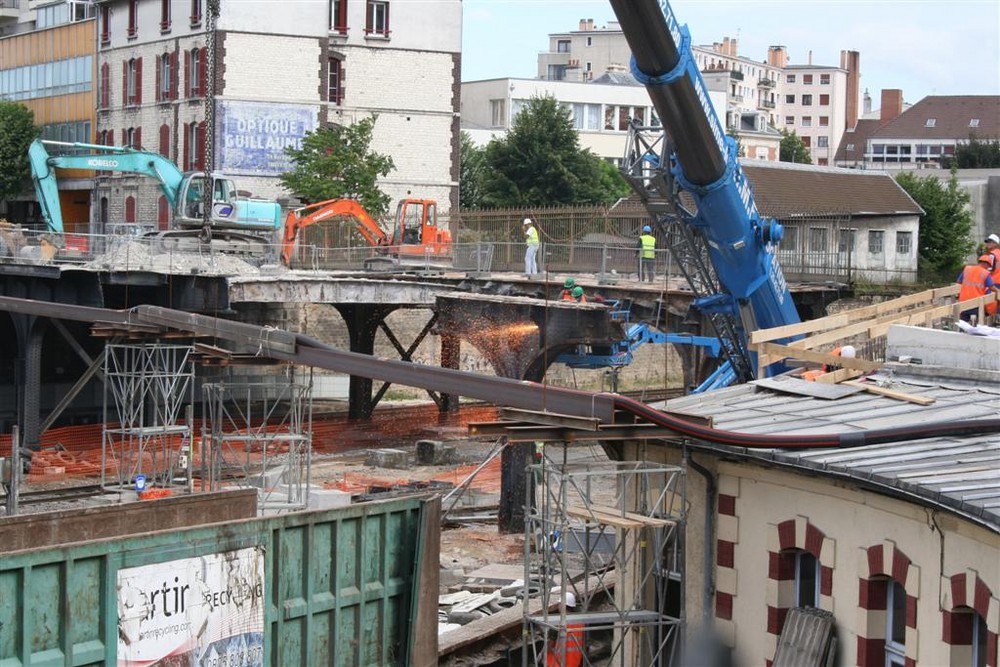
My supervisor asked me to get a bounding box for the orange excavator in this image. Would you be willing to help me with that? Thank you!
[280,198,452,269]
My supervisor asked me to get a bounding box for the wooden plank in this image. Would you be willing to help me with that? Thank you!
[752,376,865,399]
[754,342,882,372]
[814,368,864,384]
[565,504,674,528]
[842,381,936,405]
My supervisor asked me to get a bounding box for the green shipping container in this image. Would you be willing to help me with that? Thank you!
[0,496,438,666]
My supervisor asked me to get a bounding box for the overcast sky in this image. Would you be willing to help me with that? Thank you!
[461,0,1000,107]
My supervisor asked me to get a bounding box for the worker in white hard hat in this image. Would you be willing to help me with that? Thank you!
[523,217,539,276]
[547,591,584,667]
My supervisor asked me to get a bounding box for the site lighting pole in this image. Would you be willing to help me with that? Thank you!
[200,0,221,245]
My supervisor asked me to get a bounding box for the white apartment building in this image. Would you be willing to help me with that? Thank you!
[92,0,461,230]
[537,21,859,166]
[461,74,727,165]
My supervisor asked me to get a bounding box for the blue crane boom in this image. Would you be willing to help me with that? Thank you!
[609,0,801,379]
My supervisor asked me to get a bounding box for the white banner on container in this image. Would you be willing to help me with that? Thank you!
[117,546,265,666]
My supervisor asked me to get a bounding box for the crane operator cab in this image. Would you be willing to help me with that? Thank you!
[397,199,436,245]
[177,173,239,227]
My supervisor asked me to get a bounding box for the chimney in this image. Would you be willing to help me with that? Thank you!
[808,50,813,65]
[730,38,738,57]
[588,18,594,30]
[840,49,860,128]
[579,19,587,31]
[768,46,788,68]
[880,89,904,121]
[863,89,872,115]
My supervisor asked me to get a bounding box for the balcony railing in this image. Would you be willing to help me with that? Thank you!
[729,70,744,81]
[760,100,776,109]
[0,0,20,17]
[758,77,776,88]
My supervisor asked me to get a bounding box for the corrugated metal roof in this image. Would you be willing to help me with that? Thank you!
[662,366,1000,532]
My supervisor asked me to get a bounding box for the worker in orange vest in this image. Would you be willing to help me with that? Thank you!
[547,592,585,667]
[956,255,999,322]
[985,233,1000,284]
[560,278,577,301]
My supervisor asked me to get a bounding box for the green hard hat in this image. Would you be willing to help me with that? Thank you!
[571,286,584,298]
[563,277,576,288]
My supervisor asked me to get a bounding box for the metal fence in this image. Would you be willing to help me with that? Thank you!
[0,205,920,284]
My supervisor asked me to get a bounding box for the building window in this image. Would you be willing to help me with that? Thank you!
[885,579,907,666]
[820,73,830,84]
[365,0,389,36]
[190,0,202,26]
[783,226,798,251]
[160,0,171,31]
[785,94,795,104]
[125,57,142,106]
[839,228,856,253]
[786,74,796,83]
[969,118,980,128]
[557,39,570,53]
[819,94,830,106]
[490,99,506,128]
[327,56,344,105]
[846,143,854,151]
[803,74,813,84]
[794,550,820,607]
[819,116,829,127]
[802,116,812,127]
[159,124,170,159]
[157,53,172,101]
[127,0,139,38]
[896,231,912,255]
[801,135,811,148]
[925,118,937,128]
[99,62,111,108]
[817,136,829,148]
[802,94,812,106]
[330,0,348,33]
[125,195,136,223]
[785,115,794,126]
[809,227,827,253]
[157,196,170,229]
[869,230,884,254]
[184,121,204,171]
[186,48,205,97]
[100,5,110,43]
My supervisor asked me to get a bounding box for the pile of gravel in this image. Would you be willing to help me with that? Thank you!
[83,237,261,276]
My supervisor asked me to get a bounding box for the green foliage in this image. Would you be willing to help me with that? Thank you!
[459,131,486,210]
[941,135,1000,169]
[779,128,812,164]
[480,95,629,208]
[895,168,975,282]
[726,128,746,158]
[280,116,394,219]
[0,102,40,204]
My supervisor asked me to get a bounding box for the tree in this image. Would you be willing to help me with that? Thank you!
[942,136,1000,169]
[459,131,486,210]
[280,116,395,219]
[726,127,746,158]
[895,168,975,283]
[0,102,39,206]
[779,128,811,164]
[480,95,629,207]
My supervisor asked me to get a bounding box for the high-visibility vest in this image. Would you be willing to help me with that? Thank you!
[547,624,585,667]
[989,248,1000,283]
[958,264,990,301]
[526,226,539,246]
[639,234,656,259]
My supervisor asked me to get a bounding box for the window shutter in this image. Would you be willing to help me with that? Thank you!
[196,122,206,171]
[170,51,179,99]
[122,61,128,107]
[155,57,162,102]
[135,57,143,105]
[121,128,127,146]
[125,196,136,223]
[160,124,170,158]
[183,123,190,170]
[158,196,170,229]
[135,127,142,150]
[199,47,208,97]
[184,50,191,98]
[384,3,390,34]
[366,1,372,32]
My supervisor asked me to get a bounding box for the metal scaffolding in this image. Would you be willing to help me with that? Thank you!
[524,453,686,666]
[102,344,195,491]
[201,367,313,513]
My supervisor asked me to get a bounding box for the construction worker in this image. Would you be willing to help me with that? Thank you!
[570,286,587,303]
[560,278,577,301]
[546,592,584,667]
[956,255,999,322]
[523,218,539,276]
[637,225,656,282]
[985,233,1000,284]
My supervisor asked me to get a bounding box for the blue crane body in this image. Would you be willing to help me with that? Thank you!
[608,0,802,378]
[28,139,281,238]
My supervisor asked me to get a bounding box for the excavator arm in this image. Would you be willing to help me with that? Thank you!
[29,139,185,233]
[281,199,388,265]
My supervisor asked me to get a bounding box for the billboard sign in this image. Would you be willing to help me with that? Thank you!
[117,546,265,666]
[217,100,317,177]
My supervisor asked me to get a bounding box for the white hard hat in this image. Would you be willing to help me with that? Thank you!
[523,218,532,225]
[563,591,576,608]
[840,345,856,359]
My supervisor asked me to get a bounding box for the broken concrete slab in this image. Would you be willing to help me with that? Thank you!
[416,440,456,465]
[366,448,410,469]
